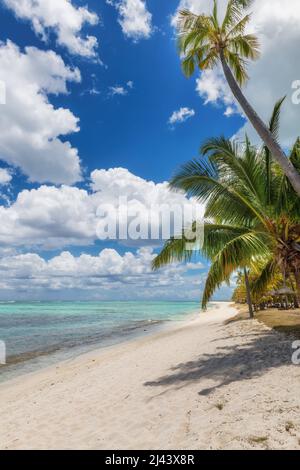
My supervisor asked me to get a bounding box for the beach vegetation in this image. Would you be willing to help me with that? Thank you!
[153,100,300,318]
[176,0,300,195]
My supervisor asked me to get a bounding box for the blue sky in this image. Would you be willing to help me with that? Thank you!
[0,0,243,185]
[0,0,297,301]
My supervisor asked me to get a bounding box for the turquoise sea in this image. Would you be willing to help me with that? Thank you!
[0,301,200,382]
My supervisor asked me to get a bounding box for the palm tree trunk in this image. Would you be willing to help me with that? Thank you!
[294,270,300,308]
[244,267,254,319]
[220,51,300,197]
[289,274,299,308]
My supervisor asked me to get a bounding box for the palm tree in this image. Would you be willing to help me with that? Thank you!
[232,267,284,310]
[153,104,300,313]
[177,0,300,196]
[243,267,254,318]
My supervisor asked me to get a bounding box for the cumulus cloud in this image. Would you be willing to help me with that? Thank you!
[196,69,233,106]
[0,167,204,249]
[0,247,208,300]
[0,248,155,283]
[0,41,82,184]
[173,0,300,146]
[0,168,12,185]
[2,0,99,58]
[0,166,206,300]
[168,107,195,125]
[90,168,203,245]
[107,0,152,41]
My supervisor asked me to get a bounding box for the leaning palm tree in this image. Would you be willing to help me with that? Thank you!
[153,105,300,313]
[177,0,300,196]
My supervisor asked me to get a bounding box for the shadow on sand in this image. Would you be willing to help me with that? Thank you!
[144,327,294,396]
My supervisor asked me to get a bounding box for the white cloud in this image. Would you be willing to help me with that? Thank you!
[109,81,134,97]
[224,106,235,118]
[0,163,228,300]
[2,0,99,58]
[172,0,229,26]
[108,0,152,41]
[0,164,207,300]
[0,248,155,283]
[174,0,300,146]
[196,69,233,107]
[0,247,208,300]
[0,169,12,185]
[109,85,128,96]
[0,167,204,250]
[168,107,195,125]
[0,41,82,184]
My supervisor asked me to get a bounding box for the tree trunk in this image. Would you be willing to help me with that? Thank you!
[294,270,300,308]
[244,267,254,319]
[220,51,300,197]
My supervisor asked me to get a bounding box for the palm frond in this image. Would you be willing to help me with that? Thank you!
[202,231,270,308]
[290,138,300,173]
[152,223,199,270]
[211,0,220,29]
[268,96,285,141]
[177,10,210,36]
[181,55,196,77]
[264,96,286,205]
[251,259,278,296]
[224,50,249,85]
[199,50,219,70]
[225,13,251,38]
[200,136,268,221]
[222,0,250,32]
[229,34,260,60]
[201,136,261,196]
[169,157,264,227]
[201,224,258,259]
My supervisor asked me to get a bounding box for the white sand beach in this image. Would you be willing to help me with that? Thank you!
[0,302,299,450]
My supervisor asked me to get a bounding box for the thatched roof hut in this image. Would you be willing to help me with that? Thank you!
[273,287,295,296]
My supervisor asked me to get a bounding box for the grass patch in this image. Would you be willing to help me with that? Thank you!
[256,309,300,339]
[248,436,268,445]
[215,402,225,411]
[285,421,295,433]
[227,304,300,339]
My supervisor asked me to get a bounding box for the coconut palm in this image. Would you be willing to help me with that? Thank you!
[153,105,300,312]
[177,0,300,196]
[233,267,299,310]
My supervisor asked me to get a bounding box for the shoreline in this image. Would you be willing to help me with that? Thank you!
[0,300,202,384]
[0,304,204,385]
[0,303,220,388]
[1,302,299,450]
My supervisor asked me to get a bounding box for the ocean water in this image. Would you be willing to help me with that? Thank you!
[0,301,200,382]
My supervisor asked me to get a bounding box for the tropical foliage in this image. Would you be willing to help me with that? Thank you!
[232,269,299,310]
[177,0,300,196]
[153,100,300,311]
[178,0,258,86]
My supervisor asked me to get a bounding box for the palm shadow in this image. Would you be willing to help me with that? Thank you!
[144,328,293,396]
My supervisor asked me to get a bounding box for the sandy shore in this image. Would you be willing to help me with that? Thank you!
[0,301,299,450]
